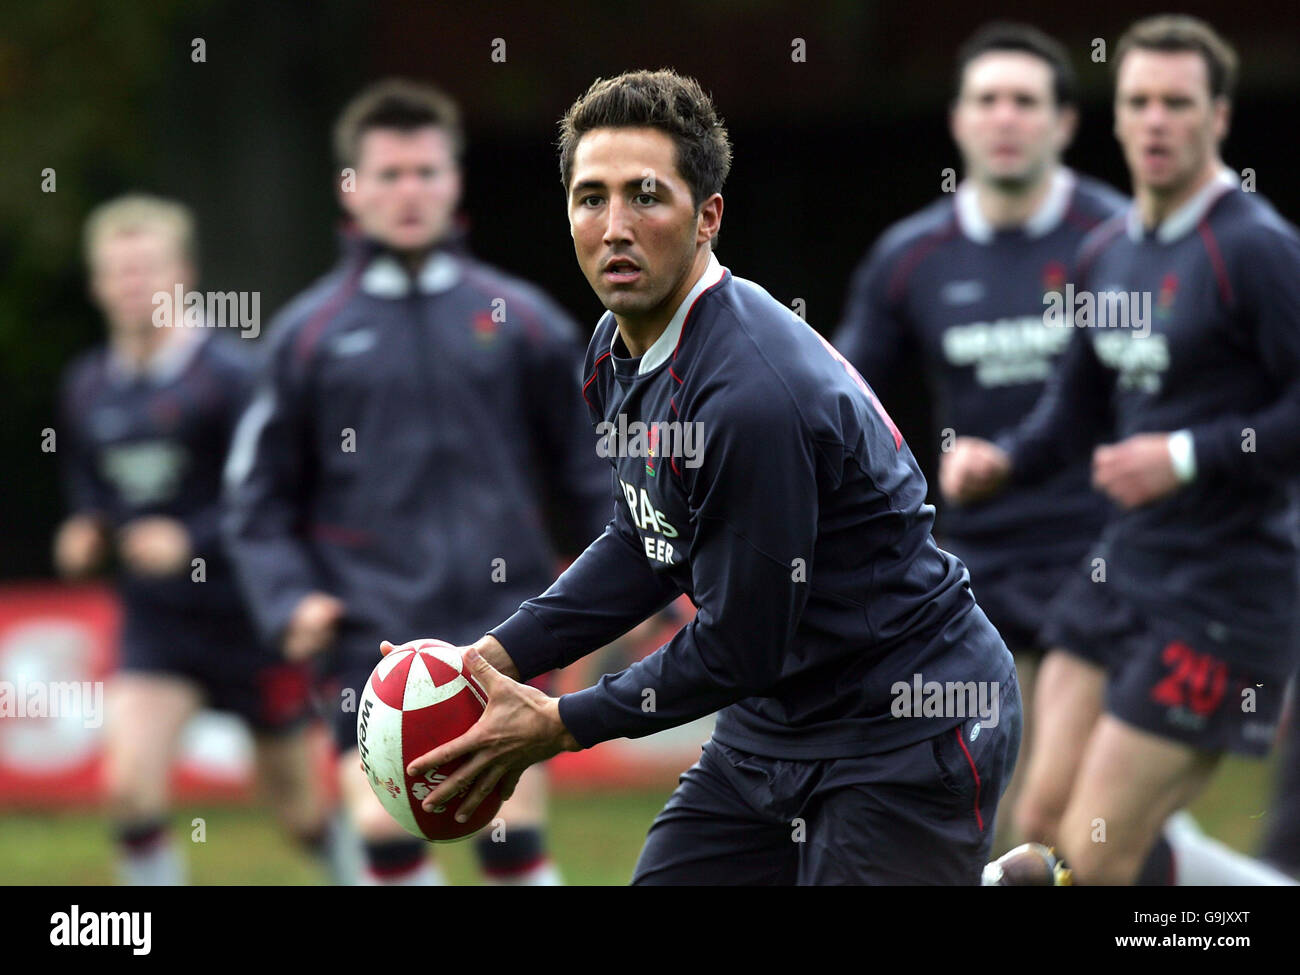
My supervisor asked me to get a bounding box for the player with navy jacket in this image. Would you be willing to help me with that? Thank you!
[833,25,1126,853]
[224,234,607,675]
[398,69,1021,885]
[947,16,1300,885]
[55,195,325,886]
[223,81,608,886]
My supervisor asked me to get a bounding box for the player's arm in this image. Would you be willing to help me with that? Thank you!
[1001,323,1115,482]
[181,353,257,562]
[1179,226,1300,481]
[548,392,818,748]
[482,481,685,681]
[221,327,335,652]
[53,364,112,578]
[942,314,1114,503]
[831,240,909,395]
[119,354,256,579]
[409,390,817,815]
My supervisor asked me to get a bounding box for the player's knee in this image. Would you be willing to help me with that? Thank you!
[103,767,166,822]
[1013,794,1060,845]
[265,789,325,841]
[1060,834,1141,886]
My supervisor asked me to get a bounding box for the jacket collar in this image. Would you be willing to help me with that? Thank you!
[336,225,464,298]
[359,250,461,297]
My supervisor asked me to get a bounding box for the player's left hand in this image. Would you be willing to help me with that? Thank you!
[405,647,579,821]
[118,516,192,576]
[1091,434,1181,509]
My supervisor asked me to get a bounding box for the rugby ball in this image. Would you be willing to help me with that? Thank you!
[357,639,503,842]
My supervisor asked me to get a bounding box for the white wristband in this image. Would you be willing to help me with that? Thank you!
[1168,429,1197,484]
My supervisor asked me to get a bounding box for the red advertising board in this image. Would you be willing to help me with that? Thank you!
[0,584,704,806]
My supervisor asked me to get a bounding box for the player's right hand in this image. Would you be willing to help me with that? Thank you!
[53,514,108,579]
[284,591,346,662]
[940,437,1011,504]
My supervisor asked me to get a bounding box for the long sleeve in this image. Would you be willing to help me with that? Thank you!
[489,476,684,680]
[555,392,819,748]
[999,324,1114,486]
[58,362,112,518]
[832,242,910,395]
[221,331,322,646]
[1187,225,1300,480]
[184,356,254,559]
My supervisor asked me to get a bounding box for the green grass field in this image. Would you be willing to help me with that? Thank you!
[0,752,1284,885]
[0,788,668,885]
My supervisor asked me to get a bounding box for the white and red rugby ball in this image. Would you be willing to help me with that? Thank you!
[357,639,502,842]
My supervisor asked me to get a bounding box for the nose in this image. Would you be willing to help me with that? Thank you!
[991,94,1020,125]
[1139,100,1168,130]
[602,196,634,247]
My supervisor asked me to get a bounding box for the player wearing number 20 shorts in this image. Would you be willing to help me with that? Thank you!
[945,16,1300,885]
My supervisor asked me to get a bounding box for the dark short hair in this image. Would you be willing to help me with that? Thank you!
[333,79,464,170]
[1114,15,1238,99]
[557,69,732,209]
[954,22,1079,108]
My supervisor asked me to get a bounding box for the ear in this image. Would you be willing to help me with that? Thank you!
[1212,95,1231,143]
[446,161,465,208]
[337,169,360,218]
[696,192,723,246]
[1055,105,1079,153]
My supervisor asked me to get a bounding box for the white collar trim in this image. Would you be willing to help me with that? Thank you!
[954,168,1076,244]
[1126,166,1238,243]
[360,251,461,297]
[611,251,725,376]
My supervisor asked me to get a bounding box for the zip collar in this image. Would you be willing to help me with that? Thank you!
[360,250,461,297]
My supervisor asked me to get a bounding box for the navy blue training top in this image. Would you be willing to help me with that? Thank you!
[492,253,1012,758]
[834,169,1127,576]
[1003,169,1300,669]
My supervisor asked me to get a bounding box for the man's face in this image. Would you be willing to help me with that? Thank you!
[342,126,461,252]
[90,229,190,334]
[567,127,710,321]
[1115,49,1226,196]
[952,51,1075,188]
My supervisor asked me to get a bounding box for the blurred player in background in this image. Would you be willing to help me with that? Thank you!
[947,16,1300,884]
[55,195,335,884]
[833,22,1125,854]
[398,68,1021,885]
[223,80,609,885]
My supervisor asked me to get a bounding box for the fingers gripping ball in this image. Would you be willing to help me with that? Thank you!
[358,639,503,842]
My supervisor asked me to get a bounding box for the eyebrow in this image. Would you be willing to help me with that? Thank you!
[570,177,667,197]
